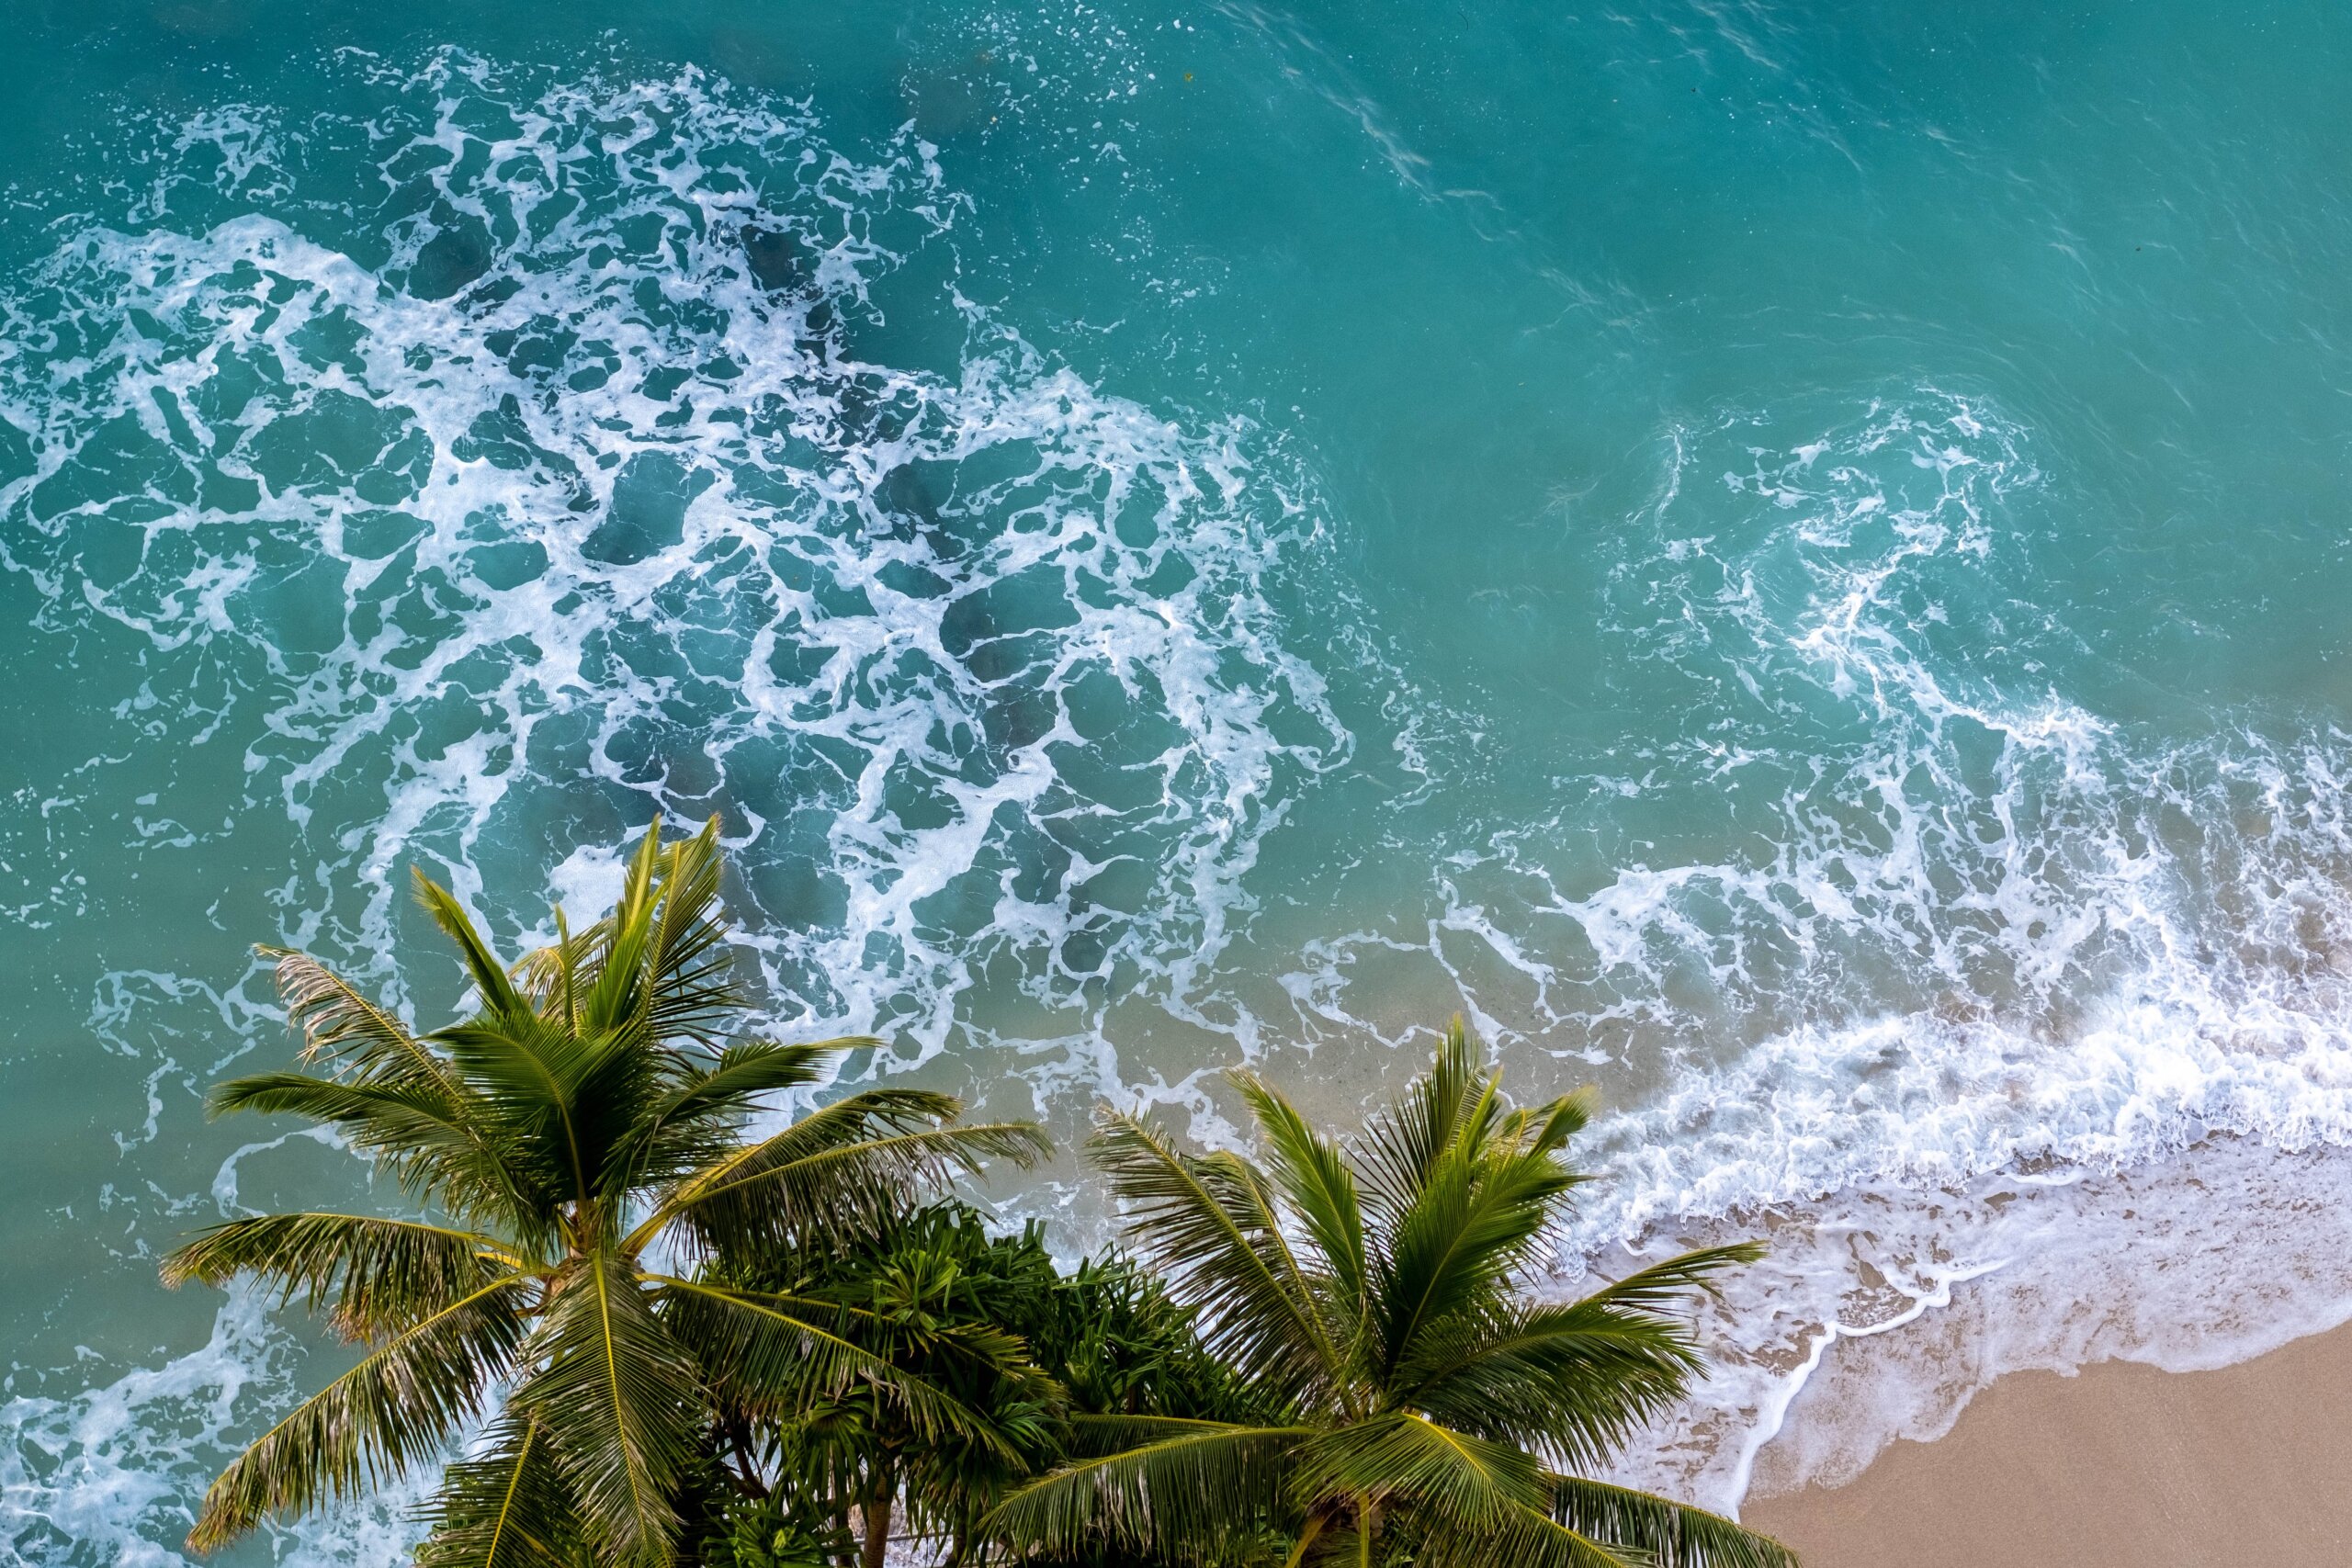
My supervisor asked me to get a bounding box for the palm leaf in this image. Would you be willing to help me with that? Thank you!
[652,1094,1050,1257]
[205,1073,536,1228]
[576,826,660,1043]
[161,1213,522,1338]
[414,1411,581,1568]
[433,1010,626,1218]
[984,1421,1311,1562]
[186,1277,528,1550]
[1542,1475,1799,1568]
[514,1251,701,1567]
[614,1039,866,1194]
[1407,1245,1762,1467]
[1374,1137,1579,1378]
[1573,1244,1767,1315]
[1408,1245,1762,1459]
[639,818,741,1046]
[1088,1109,1341,1404]
[1416,1504,1645,1568]
[413,872,526,1017]
[1230,1072,1369,1349]
[648,1038,849,1129]
[512,906,597,1027]
[1498,1086,1598,1162]
[259,947,455,1095]
[1354,1019,1485,1219]
[1290,1412,1544,1530]
[654,1275,1015,1458]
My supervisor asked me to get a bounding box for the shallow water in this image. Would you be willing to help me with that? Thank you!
[6,1,2352,1557]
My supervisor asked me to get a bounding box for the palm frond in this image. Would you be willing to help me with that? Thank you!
[614,1039,867,1194]
[1064,1410,1272,1453]
[1415,1504,1645,1568]
[1289,1412,1544,1530]
[643,1039,846,1133]
[413,872,526,1017]
[1374,1138,1580,1378]
[1088,1110,1341,1405]
[1542,1475,1799,1568]
[639,818,741,1046]
[984,1422,1310,1562]
[1402,1303,1704,1467]
[514,1251,701,1567]
[433,1010,628,1217]
[1400,1245,1765,1464]
[1354,1018,1485,1219]
[575,822,663,1043]
[653,1094,1050,1258]
[161,1213,522,1338]
[652,1275,1018,1459]
[259,947,454,1095]
[511,906,599,1027]
[413,1411,581,1568]
[1499,1086,1598,1162]
[186,1277,528,1551]
[1230,1072,1368,1348]
[1574,1244,1767,1315]
[205,1073,535,1228]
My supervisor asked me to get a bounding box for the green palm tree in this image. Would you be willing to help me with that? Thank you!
[986,1021,1796,1568]
[162,818,1051,1567]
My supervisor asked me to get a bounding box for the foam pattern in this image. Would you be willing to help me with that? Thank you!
[1489,396,2352,1506]
[0,51,1352,1062]
[14,46,2352,1562]
[0,52,1358,1562]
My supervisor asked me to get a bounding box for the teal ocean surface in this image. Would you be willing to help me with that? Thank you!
[8,1,2352,1558]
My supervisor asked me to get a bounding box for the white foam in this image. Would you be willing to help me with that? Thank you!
[1233,388,2352,1510]
[0,49,1358,1064]
[1565,1137,2352,1514]
[15,50,2352,1563]
[0,52,1367,1563]
[1,1290,438,1567]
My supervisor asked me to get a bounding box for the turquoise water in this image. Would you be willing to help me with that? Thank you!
[8,1,2352,1557]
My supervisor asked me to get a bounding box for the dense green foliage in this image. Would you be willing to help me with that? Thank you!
[693,1210,1274,1566]
[165,823,1793,1568]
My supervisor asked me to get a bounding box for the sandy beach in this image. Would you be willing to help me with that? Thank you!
[1743,1323,2352,1566]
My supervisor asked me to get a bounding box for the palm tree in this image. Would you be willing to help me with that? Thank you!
[986,1021,1796,1568]
[162,818,1051,1567]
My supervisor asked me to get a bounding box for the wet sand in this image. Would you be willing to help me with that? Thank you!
[1742,1323,2352,1567]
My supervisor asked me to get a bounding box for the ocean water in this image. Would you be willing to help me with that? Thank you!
[6,0,2352,1558]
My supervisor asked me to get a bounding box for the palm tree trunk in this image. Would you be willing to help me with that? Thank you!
[858,1479,893,1568]
[1283,1513,1327,1568]
[723,1416,766,1498]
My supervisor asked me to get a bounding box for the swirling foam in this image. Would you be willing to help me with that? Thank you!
[12,46,2352,1561]
[1487,396,2352,1507]
[0,50,1362,1563]
[0,51,1354,1066]
[1249,388,2352,1506]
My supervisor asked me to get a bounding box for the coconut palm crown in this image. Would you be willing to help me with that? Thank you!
[987,1021,1796,1568]
[163,818,1050,1567]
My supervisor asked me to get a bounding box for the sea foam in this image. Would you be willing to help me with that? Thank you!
[11,46,2352,1563]
[0,51,1362,1562]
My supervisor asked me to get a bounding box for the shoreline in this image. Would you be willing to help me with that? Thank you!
[1741,1319,2352,1566]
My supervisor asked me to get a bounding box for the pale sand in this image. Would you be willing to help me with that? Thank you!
[1742,1323,2352,1567]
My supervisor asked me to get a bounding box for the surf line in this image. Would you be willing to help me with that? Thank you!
[1722,1256,2014,1515]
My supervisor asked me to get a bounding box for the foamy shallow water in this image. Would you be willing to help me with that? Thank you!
[6,10,2352,1560]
